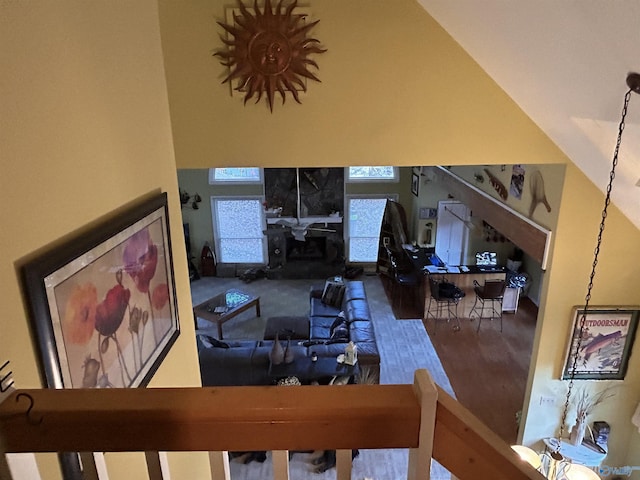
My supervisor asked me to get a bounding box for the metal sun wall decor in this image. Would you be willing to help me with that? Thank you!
[215,0,327,112]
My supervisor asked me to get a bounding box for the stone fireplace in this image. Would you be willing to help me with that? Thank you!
[286,237,326,261]
[265,226,344,279]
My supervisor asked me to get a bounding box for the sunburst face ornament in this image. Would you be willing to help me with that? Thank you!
[215,0,326,112]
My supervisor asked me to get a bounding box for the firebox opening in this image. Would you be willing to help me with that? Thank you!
[286,237,327,261]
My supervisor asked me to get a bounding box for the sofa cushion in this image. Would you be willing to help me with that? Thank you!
[345,299,371,322]
[351,341,380,365]
[263,316,310,340]
[309,315,335,340]
[198,344,260,386]
[310,298,341,317]
[349,321,376,344]
[344,281,366,301]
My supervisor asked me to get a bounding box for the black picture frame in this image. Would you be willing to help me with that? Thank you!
[561,306,639,380]
[411,172,419,197]
[22,192,180,390]
[22,193,180,479]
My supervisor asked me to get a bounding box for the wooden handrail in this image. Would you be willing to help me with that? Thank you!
[0,385,420,453]
[433,385,544,480]
[0,370,543,480]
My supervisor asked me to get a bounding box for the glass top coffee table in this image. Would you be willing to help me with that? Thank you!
[193,288,260,339]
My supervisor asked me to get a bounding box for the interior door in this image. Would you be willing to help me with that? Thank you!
[435,200,469,266]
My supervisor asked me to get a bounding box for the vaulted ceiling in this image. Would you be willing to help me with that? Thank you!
[419,0,640,229]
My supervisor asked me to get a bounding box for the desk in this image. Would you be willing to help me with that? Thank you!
[543,438,607,468]
[403,247,508,318]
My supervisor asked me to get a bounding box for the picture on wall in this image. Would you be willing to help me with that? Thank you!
[561,306,639,380]
[510,164,525,199]
[22,193,180,390]
[411,172,419,197]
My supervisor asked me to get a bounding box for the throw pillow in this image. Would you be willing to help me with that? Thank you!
[328,313,349,344]
[321,279,346,308]
[198,334,230,349]
[329,312,347,332]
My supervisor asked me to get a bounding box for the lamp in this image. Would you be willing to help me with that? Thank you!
[511,72,640,479]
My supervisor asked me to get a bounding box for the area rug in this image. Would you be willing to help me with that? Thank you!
[191,274,454,479]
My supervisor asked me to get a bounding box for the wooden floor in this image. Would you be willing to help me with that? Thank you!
[382,276,538,444]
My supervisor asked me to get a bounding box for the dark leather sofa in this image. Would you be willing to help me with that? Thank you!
[196,280,380,386]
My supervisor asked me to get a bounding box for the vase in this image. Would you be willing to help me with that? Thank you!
[270,333,285,365]
[569,417,587,446]
[284,338,295,364]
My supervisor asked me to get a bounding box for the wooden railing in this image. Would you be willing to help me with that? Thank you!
[0,369,542,480]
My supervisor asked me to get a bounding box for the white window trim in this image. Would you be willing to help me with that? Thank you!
[345,166,399,183]
[211,196,267,264]
[345,194,399,263]
[208,168,264,185]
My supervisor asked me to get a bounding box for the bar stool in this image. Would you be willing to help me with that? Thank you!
[469,279,506,332]
[424,277,462,334]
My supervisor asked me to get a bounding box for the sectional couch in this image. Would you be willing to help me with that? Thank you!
[196,280,380,386]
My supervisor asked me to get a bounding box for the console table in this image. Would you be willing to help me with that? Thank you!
[269,357,359,384]
[543,437,607,467]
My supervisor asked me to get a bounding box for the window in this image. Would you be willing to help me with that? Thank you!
[346,166,398,182]
[346,195,397,262]
[209,168,263,184]
[211,197,266,263]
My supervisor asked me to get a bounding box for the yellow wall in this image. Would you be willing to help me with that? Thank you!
[1,2,209,478]
[1,0,638,476]
[158,0,567,169]
[159,0,640,471]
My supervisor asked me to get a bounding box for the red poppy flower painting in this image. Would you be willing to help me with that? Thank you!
[123,228,158,294]
[23,194,179,390]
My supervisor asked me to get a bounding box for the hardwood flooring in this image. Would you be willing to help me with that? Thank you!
[381,275,538,444]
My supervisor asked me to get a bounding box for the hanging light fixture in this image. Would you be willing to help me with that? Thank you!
[511,72,640,480]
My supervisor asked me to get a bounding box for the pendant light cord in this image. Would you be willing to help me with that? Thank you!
[557,86,633,445]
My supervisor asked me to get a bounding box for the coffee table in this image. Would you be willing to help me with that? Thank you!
[193,289,260,339]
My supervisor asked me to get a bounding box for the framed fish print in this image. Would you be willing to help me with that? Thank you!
[561,306,639,380]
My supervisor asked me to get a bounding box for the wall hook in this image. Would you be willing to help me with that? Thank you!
[16,392,43,426]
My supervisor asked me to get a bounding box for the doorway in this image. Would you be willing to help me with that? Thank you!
[435,200,470,266]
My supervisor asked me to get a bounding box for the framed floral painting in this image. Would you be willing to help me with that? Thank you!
[23,193,179,390]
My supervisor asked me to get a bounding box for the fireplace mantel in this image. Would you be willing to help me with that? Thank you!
[266,216,343,225]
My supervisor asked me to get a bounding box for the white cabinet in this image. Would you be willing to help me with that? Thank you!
[502,287,520,313]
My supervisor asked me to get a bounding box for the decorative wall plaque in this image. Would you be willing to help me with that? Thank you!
[215,0,326,112]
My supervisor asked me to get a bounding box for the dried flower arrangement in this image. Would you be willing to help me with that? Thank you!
[569,385,616,445]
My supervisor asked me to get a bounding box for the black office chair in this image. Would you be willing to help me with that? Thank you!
[469,279,506,332]
[424,277,462,334]
[385,246,419,316]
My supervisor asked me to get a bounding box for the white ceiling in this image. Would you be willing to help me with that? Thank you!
[418,0,640,229]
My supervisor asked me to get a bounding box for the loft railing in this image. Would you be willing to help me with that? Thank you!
[0,369,542,480]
